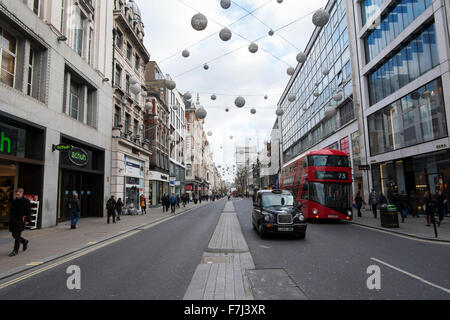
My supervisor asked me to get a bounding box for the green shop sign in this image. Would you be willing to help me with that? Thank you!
[52,143,73,152]
[68,147,88,167]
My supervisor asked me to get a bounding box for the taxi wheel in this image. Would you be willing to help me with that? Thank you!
[258,223,267,239]
[296,232,306,240]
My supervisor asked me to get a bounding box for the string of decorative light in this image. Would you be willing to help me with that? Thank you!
[172,6,321,79]
[178,0,293,66]
[159,0,273,64]
[230,0,301,51]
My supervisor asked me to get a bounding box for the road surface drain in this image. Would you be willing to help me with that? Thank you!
[203,256,233,264]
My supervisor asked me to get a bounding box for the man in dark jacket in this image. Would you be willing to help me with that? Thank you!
[354,192,366,218]
[106,195,117,224]
[9,188,31,257]
[70,193,81,229]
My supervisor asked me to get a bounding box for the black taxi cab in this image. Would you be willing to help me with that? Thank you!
[252,189,307,239]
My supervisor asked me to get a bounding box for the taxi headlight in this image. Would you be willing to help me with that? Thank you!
[264,214,274,222]
[299,215,305,222]
[348,210,352,216]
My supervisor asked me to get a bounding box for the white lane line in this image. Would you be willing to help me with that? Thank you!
[370,257,450,294]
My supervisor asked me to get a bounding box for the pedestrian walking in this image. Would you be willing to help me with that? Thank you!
[369,189,379,218]
[398,191,409,223]
[170,193,177,214]
[70,193,81,229]
[176,194,180,208]
[436,190,446,227]
[107,195,117,224]
[423,191,437,226]
[354,192,366,218]
[140,195,147,215]
[409,191,419,218]
[116,198,123,221]
[8,188,30,257]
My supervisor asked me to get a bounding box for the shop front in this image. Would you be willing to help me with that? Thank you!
[148,170,169,206]
[124,156,145,209]
[0,114,45,229]
[371,149,450,211]
[58,136,104,222]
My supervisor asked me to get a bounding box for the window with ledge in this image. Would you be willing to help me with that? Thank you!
[64,68,98,128]
[114,106,121,127]
[33,0,40,16]
[114,65,122,87]
[115,29,123,49]
[0,28,17,88]
[126,43,132,60]
[73,7,85,57]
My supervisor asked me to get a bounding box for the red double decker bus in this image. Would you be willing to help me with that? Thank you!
[280,149,353,221]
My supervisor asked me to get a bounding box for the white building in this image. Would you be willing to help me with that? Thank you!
[0,0,113,228]
[111,0,151,210]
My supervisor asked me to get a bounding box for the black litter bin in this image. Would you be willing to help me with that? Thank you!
[380,204,399,228]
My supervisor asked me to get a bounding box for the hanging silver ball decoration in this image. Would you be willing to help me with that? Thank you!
[288,94,296,102]
[268,29,274,36]
[313,91,320,97]
[220,0,231,9]
[287,67,295,76]
[276,108,284,116]
[207,131,213,136]
[219,27,232,41]
[130,83,141,95]
[184,92,192,100]
[204,64,209,70]
[141,91,148,97]
[248,42,259,53]
[250,108,256,114]
[230,135,233,139]
[225,108,229,112]
[165,79,176,90]
[182,49,190,58]
[312,9,330,27]
[277,0,283,3]
[315,82,320,87]
[322,68,330,76]
[324,105,336,118]
[235,96,245,108]
[195,106,207,120]
[191,13,208,31]
[296,52,307,64]
[211,94,217,101]
[332,93,343,102]
[130,76,138,85]
[145,102,152,111]
[264,95,268,100]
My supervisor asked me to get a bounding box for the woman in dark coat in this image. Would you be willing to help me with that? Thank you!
[116,198,123,221]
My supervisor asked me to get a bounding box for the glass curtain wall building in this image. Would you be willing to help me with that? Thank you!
[278,0,365,196]
[355,0,450,205]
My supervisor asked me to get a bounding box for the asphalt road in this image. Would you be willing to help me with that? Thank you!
[0,200,225,300]
[233,199,450,300]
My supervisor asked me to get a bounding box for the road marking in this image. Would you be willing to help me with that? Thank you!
[352,224,450,245]
[0,230,141,290]
[25,262,43,266]
[87,242,97,245]
[370,257,450,294]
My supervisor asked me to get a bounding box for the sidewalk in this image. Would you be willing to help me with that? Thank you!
[350,209,450,243]
[0,200,217,279]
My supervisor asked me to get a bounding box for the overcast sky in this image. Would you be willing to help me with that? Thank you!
[135,0,328,181]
